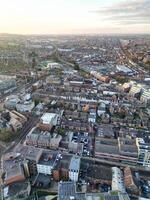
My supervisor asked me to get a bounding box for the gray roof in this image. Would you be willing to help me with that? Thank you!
[58,181,85,200]
[69,156,81,171]
[5,162,24,180]
[38,151,58,166]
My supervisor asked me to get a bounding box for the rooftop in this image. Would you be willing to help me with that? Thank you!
[69,156,81,171]
[41,113,58,124]
[58,181,85,200]
[38,151,58,166]
[15,144,43,162]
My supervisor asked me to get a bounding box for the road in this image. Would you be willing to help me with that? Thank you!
[0,116,39,200]
[4,116,39,154]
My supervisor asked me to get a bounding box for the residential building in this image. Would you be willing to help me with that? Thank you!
[143,152,150,168]
[37,152,58,175]
[69,156,81,182]
[140,90,150,105]
[136,138,150,167]
[111,167,126,193]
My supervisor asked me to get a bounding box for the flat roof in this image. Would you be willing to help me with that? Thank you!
[58,181,84,200]
[69,156,81,171]
[38,151,58,166]
[41,113,57,124]
[15,144,43,162]
[5,162,24,180]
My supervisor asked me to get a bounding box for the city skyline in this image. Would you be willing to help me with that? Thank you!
[0,0,150,35]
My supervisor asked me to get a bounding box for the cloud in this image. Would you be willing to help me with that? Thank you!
[93,0,150,25]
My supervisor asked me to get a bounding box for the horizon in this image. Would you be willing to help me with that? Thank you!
[0,32,150,36]
[0,0,150,35]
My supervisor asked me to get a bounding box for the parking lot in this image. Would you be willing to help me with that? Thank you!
[71,132,92,156]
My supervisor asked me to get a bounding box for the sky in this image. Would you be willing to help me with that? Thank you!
[0,0,150,35]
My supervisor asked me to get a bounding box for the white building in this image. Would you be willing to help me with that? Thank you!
[69,156,81,182]
[41,113,59,126]
[143,152,150,168]
[37,152,58,175]
[47,62,61,69]
[112,167,126,192]
[136,138,150,168]
[140,90,150,105]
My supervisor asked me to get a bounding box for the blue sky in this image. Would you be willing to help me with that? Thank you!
[0,0,150,34]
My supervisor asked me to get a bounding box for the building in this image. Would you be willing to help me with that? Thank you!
[124,167,139,195]
[58,181,85,200]
[16,100,35,113]
[14,145,43,175]
[4,162,26,186]
[95,138,119,157]
[4,95,20,110]
[68,142,83,156]
[9,110,27,131]
[26,127,62,149]
[111,167,126,193]
[88,109,97,123]
[59,155,72,181]
[118,137,138,158]
[90,71,110,83]
[37,152,58,175]
[69,156,81,182]
[136,138,150,168]
[39,112,59,131]
[58,181,130,200]
[47,62,62,69]
[129,85,142,98]
[9,110,27,124]
[143,152,150,168]
[140,90,150,105]
[3,181,31,200]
